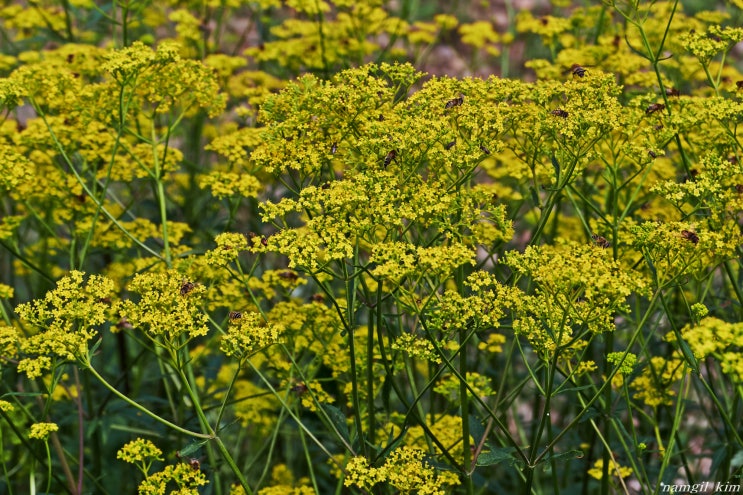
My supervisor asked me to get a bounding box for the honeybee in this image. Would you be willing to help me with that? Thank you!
[680,229,699,244]
[180,280,195,296]
[646,103,665,114]
[444,139,456,150]
[570,64,587,77]
[591,234,610,248]
[665,87,680,97]
[229,311,243,320]
[383,150,397,168]
[551,108,569,118]
[445,95,464,109]
[189,458,201,471]
[310,294,325,303]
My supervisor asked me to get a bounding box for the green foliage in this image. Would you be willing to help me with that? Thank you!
[1,1,743,494]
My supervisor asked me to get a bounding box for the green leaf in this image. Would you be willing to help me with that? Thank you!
[476,445,518,466]
[468,415,486,445]
[321,403,350,444]
[539,449,584,464]
[178,439,209,457]
[551,154,561,183]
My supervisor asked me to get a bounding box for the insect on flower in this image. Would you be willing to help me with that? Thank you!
[291,382,308,395]
[180,280,195,296]
[189,458,201,471]
[551,108,569,118]
[229,311,243,320]
[279,270,298,281]
[648,150,657,159]
[646,103,665,115]
[591,234,610,248]
[680,229,699,244]
[570,64,587,77]
[665,87,680,97]
[383,150,397,168]
[331,142,338,154]
[445,95,464,109]
[444,139,456,150]
[736,81,743,90]
[479,144,491,155]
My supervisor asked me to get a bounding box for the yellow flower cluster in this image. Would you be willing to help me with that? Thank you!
[630,355,685,408]
[119,270,209,345]
[587,458,633,480]
[138,462,209,495]
[117,438,164,466]
[28,422,59,440]
[344,446,460,494]
[504,242,649,356]
[672,317,743,383]
[15,271,116,377]
[219,311,284,359]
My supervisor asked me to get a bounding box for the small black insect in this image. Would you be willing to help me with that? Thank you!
[180,280,195,296]
[384,150,397,168]
[680,229,699,244]
[444,140,456,150]
[551,108,569,118]
[445,95,464,109]
[479,144,491,155]
[570,64,587,77]
[330,142,338,154]
[291,382,308,395]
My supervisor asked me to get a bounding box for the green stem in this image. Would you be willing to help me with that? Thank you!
[344,244,365,456]
[83,361,211,439]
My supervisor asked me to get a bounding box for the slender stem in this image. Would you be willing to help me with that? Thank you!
[344,244,365,456]
[83,361,212,439]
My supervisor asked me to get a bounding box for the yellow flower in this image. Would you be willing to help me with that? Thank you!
[588,458,633,480]
[29,422,59,440]
[220,311,284,359]
[117,438,164,465]
[118,269,209,344]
